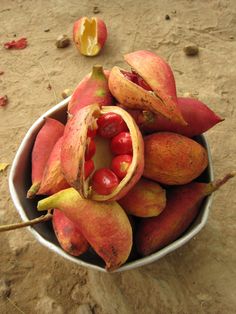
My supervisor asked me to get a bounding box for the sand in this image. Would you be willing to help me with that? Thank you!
[1,0,236,313]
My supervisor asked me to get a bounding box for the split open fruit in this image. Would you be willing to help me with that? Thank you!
[61,104,144,201]
[73,17,107,56]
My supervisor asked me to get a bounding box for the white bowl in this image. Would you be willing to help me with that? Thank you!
[9,98,214,272]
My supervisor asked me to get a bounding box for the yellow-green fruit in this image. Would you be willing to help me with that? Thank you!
[119,178,166,217]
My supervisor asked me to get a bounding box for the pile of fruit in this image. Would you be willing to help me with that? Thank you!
[27,50,229,271]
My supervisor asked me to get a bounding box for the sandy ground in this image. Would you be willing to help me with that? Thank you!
[1,0,236,313]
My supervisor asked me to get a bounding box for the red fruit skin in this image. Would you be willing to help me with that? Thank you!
[37,137,70,195]
[92,168,119,195]
[97,112,128,138]
[110,132,133,155]
[38,189,132,271]
[73,17,107,56]
[27,118,64,198]
[135,182,207,256]
[111,155,132,179]
[124,50,178,105]
[85,138,96,161]
[68,67,113,115]
[96,18,108,51]
[126,97,223,137]
[53,209,89,256]
[109,66,186,126]
[84,160,95,179]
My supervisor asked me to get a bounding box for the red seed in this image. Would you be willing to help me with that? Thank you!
[131,70,152,91]
[110,132,133,155]
[122,70,152,91]
[87,127,97,138]
[84,160,94,179]
[85,138,96,160]
[111,155,132,179]
[121,70,137,82]
[97,113,128,138]
[91,168,119,195]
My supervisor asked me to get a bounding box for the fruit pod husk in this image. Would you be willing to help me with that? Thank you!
[61,104,144,201]
[37,188,133,271]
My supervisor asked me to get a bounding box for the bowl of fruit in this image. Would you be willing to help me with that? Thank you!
[8,50,230,272]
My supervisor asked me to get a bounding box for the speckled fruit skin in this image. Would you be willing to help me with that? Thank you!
[38,188,132,271]
[135,173,235,256]
[68,66,113,115]
[108,50,187,126]
[143,132,208,185]
[119,178,166,217]
[124,50,178,105]
[52,209,89,256]
[27,118,65,198]
[37,137,70,196]
[61,104,144,202]
[125,97,223,137]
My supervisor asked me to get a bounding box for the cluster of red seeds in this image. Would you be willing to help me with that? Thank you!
[84,112,133,195]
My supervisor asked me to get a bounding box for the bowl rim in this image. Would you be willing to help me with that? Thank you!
[8,97,214,273]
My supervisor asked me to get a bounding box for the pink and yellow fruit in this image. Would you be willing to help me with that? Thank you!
[53,209,89,256]
[27,118,64,198]
[136,173,235,256]
[37,188,132,271]
[68,65,113,115]
[73,17,107,56]
[37,137,70,196]
[143,132,208,185]
[119,178,166,217]
[125,97,223,137]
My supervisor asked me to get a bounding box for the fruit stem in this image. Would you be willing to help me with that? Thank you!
[91,65,105,80]
[205,171,236,195]
[0,210,52,232]
[27,182,40,199]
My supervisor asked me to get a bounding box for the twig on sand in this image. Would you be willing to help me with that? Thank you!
[6,297,26,314]
[38,61,58,104]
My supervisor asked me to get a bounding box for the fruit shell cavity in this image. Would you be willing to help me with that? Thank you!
[61,104,144,202]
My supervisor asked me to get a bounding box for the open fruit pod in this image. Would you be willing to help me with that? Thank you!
[73,17,107,56]
[108,51,187,126]
[61,104,144,201]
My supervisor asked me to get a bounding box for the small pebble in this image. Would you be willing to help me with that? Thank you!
[183,44,199,56]
[61,89,72,99]
[93,6,100,14]
[55,34,70,48]
[183,92,198,98]
[165,14,170,20]
[44,28,50,32]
